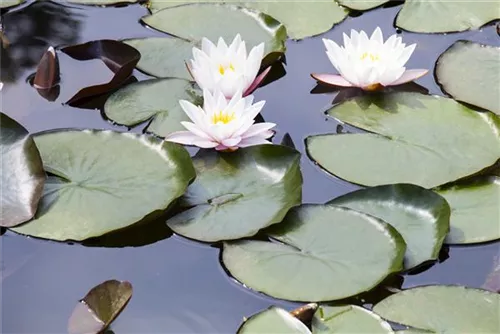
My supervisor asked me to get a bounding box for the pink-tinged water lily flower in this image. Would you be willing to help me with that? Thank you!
[165,89,275,151]
[311,27,428,91]
[187,34,270,99]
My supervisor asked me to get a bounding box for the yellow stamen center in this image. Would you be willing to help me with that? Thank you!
[218,63,235,75]
[360,52,380,62]
[212,110,235,124]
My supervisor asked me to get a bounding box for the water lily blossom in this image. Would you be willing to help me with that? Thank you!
[166,89,275,151]
[311,27,428,91]
[187,34,269,99]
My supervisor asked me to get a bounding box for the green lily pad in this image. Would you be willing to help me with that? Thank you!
[66,0,138,5]
[11,130,195,241]
[306,92,500,188]
[104,78,201,138]
[222,204,406,302]
[68,280,133,334]
[141,3,287,60]
[148,0,347,40]
[328,184,450,270]
[336,0,389,11]
[312,305,393,334]
[396,0,499,33]
[436,40,500,115]
[123,38,194,80]
[0,0,24,8]
[0,113,45,227]
[434,176,500,244]
[237,306,311,334]
[373,285,500,333]
[167,145,302,242]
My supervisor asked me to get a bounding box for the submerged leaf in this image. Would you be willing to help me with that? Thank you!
[436,40,500,115]
[290,303,318,325]
[328,184,450,270]
[396,0,499,33]
[373,285,500,333]
[222,204,406,302]
[0,113,45,227]
[307,92,500,188]
[68,280,133,334]
[10,130,195,241]
[0,0,25,8]
[61,40,140,106]
[167,145,302,242]
[237,306,311,334]
[67,0,138,4]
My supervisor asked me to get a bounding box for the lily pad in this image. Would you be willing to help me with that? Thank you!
[0,113,45,227]
[336,0,389,11]
[222,204,406,302]
[237,306,311,334]
[104,78,201,138]
[328,184,450,270]
[123,38,194,80]
[436,40,500,115]
[148,0,347,40]
[141,3,287,61]
[0,0,24,8]
[373,285,500,333]
[68,280,132,334]
[306,92,500,188]
[396,0,499,33]
[434,176,500,244]
[167,145,302,242]
[11,130,195,241]
[312,305,393,334]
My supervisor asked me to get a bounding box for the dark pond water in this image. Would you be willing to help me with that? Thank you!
[1,1,499,332]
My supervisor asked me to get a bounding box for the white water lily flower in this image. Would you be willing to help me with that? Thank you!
[311,27,428,91]
[188,34,269,99]
[166,89,275,151]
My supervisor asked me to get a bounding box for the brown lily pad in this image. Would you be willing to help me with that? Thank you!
[33,46,60,89]
[68,280,133,334]
[61,40,140,106]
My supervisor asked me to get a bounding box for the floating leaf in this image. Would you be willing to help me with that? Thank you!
[434,176,500,244]
[148,1,347,40]
[312,305,393,334]
[328,184,450,270]
[222,204,406,302]
[66,0,138,5]
[373,285,500,333]
[33,46,60,89]
[141,3,287,63]
[167,145,302,242]
[0,113,45,227]
[62,40,140,106]
[336,0,389,11]
[123,38,194,80]
[306,92,500,188]
[0,0,24,8]
[11,130,195,241]
[104,78,201,138]
[68,280,132,334]
[436,40,500,115]
[237,306,311,334]
[396,0,499,33]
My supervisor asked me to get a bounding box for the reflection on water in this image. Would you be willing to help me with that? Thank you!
[1,1,499,333]
[1,1,83,83]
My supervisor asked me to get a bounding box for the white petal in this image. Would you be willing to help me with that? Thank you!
[370,27,383,44]
[217,36,228,53]
[181,121,213,140]
[221,136,242,147]
[387,69,428,86]
[378,67,406,86]
[229,34,242,54]
[311,73,354,87]
[202,89,217,113]
[201,37,216,55]
[243,100,266,121]
[179,100,204,123]
[237,136,272,147]
[396,43,416,67]
[384,34,398,49]
[165,131,203,146]
[242,122,276,139]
